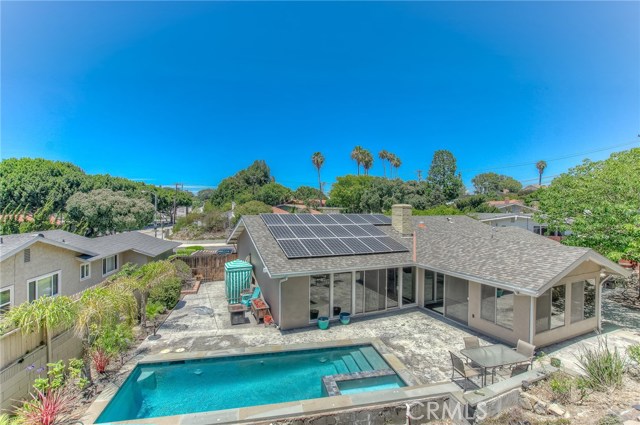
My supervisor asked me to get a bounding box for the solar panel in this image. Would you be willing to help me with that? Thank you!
[378,237,409,251]
[297,214,321,225]
[278,239,309,258]
[308,225,335,238]
[360,224,386,236]
[259,213,406,259]
[339,238,374,254]
[359,237,393,252]
[343,225,371,237]
[314,214,338,224]
[289,225,316,239]
[330,214,354,224]
[345,214,369,224]
[326,225,355,237]
[320,238,354,255]
[300,239,333,256]
[261,214,284,225]
[279,214,303,225]
[269,225,296,239]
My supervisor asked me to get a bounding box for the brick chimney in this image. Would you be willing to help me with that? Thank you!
[391,204,413,237]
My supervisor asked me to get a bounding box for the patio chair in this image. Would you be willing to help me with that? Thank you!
[241,286,261,307]
[449,351,482,391]
[463,336,480,349]
[511,339,536,375]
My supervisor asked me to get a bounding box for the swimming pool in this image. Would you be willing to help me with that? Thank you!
[95,344,405,423]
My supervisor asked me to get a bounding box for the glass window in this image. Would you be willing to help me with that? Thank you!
[571,280,596,323]
[355,271,364,314]
[386,268,398,308]
[444,277,469,325]
[495,289,514,329]
[480,285,495,322]
[424,270,435,305]
[102,255,118,275]
[402,267,416,304]
[536,285,566,333]
[310,274,330,320]
[80,263,90,280]
[0,288,12,313]
[364,269,381,312]
[332,272,352,317]
[436,273,444,301]
[28,273,59,302]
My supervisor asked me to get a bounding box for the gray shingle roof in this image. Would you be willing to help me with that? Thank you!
[233,214,628,295]
[0,230,180,262]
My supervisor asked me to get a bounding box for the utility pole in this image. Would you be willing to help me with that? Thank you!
[153,193,158,238]
[416,170,423,181]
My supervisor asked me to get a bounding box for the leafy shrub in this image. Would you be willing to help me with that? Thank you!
[597,414,623,425]
[146,302,165,336]
[576,337,626,391]
[628,344,640,365]
[19,389,76,425]
[149,277,181,309]
[93,323,133,357]
[172,260,193,282]
[549,373,572,403]
[91,349,111,374]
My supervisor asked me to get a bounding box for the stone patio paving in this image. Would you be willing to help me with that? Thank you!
[138,282,640,387]
[139,281,497,385]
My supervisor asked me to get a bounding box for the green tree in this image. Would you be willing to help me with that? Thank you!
[426,150,464,201]
[536,160,547,185]
[328,175,375,212]
[65,189,154,236]
[256,182,292,206]
[378,150,389,178]
[210,160,274,206]
[389,154,402,178]
[311,152,325,196]
[233,200,273,224]
[0,158,88,212]
[351,146,365,175]
[361,150,374,176]
[536,149,640,264]
[471,172,523,195]
[5,296,77,363]
[454,195,501,213]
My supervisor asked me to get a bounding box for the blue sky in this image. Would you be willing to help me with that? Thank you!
[2,1,638,192]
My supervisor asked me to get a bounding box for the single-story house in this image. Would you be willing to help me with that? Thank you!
[0,230,180,310]
[473,212,565,237]
[487,199,539,214]
[227,205,629,347]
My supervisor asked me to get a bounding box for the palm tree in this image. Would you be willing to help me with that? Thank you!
[536,160,547,185]
[6,296,77,363]
[390,155,402,178]
[351,146,364,175]
[311,152,325,198]
[378,150,389,178]
[362,150,374,175]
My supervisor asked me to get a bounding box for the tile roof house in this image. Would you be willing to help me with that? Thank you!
[228,205,628,347]
[0,230,180,310]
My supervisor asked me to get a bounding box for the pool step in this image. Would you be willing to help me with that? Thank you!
[332,360,349,375]
[350,351,373,371]
[341,355,360,373]
[359,346,390,370]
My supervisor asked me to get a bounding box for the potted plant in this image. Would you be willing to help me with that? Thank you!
[339,312,351,325]
[333,306,342,316]
[317,316,330,330]
[310,309,319,320]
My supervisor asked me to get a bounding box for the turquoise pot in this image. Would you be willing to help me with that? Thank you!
[318,317,330,330]
[339,312,351,325]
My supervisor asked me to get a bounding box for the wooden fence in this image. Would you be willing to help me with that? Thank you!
[172,252,238,281]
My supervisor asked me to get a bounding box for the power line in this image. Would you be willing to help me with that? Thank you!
[458,140,639,174]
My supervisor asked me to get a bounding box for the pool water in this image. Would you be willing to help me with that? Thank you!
[96,344,404,423]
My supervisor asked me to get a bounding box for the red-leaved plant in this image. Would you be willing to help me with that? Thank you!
[19,389,75,425]
[91,349,111,373]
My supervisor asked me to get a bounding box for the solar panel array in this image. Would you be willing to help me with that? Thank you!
[260,213,408,259]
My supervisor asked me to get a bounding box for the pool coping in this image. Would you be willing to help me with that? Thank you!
[82,337,434,424]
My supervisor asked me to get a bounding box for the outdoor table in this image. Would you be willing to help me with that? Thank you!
[460,344,529,387]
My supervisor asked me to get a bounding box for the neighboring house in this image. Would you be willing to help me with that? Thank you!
[227,205,628,347]
[473,212,561,236]
[0,230,180,310]
[487,199,539,214]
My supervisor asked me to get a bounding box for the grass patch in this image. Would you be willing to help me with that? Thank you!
[576,337,626,391]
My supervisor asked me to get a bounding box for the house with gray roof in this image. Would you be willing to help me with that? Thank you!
[228,205,629,347]
[0,230,180,310]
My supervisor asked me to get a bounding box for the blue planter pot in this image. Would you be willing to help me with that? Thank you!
[318,317,330,330]
[339,312,351,325]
